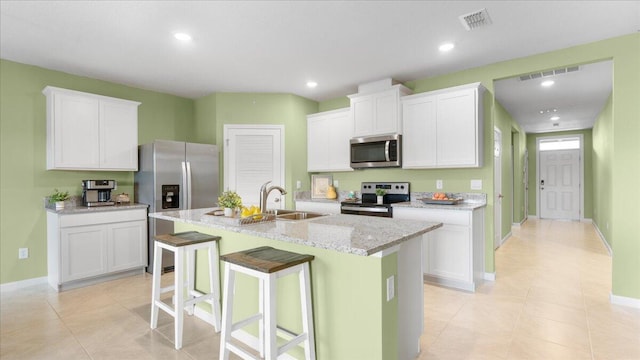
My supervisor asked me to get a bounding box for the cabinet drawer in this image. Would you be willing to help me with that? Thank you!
[394,207,470,226]
[59,208,147,228]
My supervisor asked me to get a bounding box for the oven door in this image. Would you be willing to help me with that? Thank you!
[341,205,392,217]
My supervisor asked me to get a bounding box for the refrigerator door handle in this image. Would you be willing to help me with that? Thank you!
[181,161,188,209]
[186,161,193,209]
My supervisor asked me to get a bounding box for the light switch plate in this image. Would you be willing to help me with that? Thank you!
[334,180,339,188]
[296,180,301,190]
[386,276,395,301]
[471,179,482,190]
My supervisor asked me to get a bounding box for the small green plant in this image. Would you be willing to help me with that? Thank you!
[49,188,70,202]
[375,188,387,196]
[218,190,242,209]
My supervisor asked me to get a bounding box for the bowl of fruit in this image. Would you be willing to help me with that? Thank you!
[418,192,463,205]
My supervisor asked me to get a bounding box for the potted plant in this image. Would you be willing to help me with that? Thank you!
[218,190,242,217]
[375,188,386,205]
[49,188,70,210]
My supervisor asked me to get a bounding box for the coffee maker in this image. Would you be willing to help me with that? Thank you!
[82,180,116,207]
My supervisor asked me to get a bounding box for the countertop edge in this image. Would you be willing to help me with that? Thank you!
[45,203,149,214]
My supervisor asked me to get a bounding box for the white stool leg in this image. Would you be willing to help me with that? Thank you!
[174,247,185,350]
[264,273,278,360]
[259,277,265,358]
[186,247,196,316]
[300,263,316,360]
[219,262,235,360]
[150,242,163,329]
[208,242,222,332]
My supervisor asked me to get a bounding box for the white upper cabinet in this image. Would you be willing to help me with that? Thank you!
[402,82,484,169]
[43,86,140,171]
[349,84,412,137]
[307,108,353,172]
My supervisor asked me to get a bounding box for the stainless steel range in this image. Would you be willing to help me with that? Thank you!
[340,182,410,218]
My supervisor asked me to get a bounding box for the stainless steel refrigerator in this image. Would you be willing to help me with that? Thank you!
[135,140,219,273]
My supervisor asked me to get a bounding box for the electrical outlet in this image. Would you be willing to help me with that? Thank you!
[18,248,28,259]
[334,180,339,188]
[296,180,301,190]
[386,276,395,302]
[436,180,443,189]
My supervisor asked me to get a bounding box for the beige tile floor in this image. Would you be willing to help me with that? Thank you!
[1,219,639,359]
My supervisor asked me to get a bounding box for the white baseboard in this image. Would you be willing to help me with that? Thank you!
[484,272,496,281]
[593,222,613,256]
[581,218,593,223]
[0,276,47,292]
[528,215,538,220]
[610,293,640,309]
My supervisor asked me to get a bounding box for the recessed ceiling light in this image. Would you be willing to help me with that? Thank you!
[550,116,560,121]
[306,81,318,88]
[541,80,555,87]
[439,43,455,52]
[174,33,192,41]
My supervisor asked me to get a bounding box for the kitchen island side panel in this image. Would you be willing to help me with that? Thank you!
[175,222,394,360]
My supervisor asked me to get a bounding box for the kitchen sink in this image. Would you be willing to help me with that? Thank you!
[265,209,326,221]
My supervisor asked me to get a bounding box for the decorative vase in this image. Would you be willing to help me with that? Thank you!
[224,207,234,217]
[55,201,65,210]
[376,196,383,205]
[326,185,337,199]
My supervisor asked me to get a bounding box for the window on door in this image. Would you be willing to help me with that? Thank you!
[539,137,581,151]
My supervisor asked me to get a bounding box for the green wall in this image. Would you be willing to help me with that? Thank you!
[526,129,594,219]
[0,59,196,284]
[592,95,613,245]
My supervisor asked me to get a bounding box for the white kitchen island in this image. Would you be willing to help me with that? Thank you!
[149,208,441,360]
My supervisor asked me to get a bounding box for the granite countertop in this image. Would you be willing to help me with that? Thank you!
[393,201,486,211]
[149,207,441,256]
[393,192,487,211]
[45,203,148,214]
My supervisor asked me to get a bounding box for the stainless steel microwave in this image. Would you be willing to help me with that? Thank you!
[350,134,401,169]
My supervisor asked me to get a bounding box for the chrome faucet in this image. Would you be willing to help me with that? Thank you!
[259,181,287,212]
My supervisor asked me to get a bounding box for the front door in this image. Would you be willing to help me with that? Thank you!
[539,149,580,220]
[223,125,285,210]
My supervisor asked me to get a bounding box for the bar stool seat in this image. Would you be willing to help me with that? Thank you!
[219,246,316,360]
[150,231,222,350]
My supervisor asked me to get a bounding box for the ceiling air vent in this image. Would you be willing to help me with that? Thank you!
[459,8,492,31]
[519,66,581,81]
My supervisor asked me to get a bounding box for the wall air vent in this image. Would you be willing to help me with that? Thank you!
[519,66,581,81]
[459,8,492,31]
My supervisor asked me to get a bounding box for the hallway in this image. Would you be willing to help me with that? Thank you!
[419,219,640,359]
[1,219,639,359]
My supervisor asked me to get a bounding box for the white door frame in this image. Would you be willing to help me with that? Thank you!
[536,134,584,220]
[494,127,503,250]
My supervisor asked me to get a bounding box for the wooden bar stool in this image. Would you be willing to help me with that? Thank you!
[219,246,316,360]
[150,231,222,350]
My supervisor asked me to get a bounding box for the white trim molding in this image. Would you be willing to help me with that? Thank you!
[0,276,47,292]
[610,293,640,309]
[593,222,613,256]
[484,272,496,281]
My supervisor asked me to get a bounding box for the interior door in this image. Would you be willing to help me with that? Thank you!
[224,125,285,210]
[494,128,502,250]
[539,149,580,220]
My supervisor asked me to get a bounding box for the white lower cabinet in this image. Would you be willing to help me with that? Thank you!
[393,206,485,292]
[295,200,341,214]
[47,208,147,291]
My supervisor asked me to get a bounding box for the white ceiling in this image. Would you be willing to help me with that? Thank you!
[1,1,639,133]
